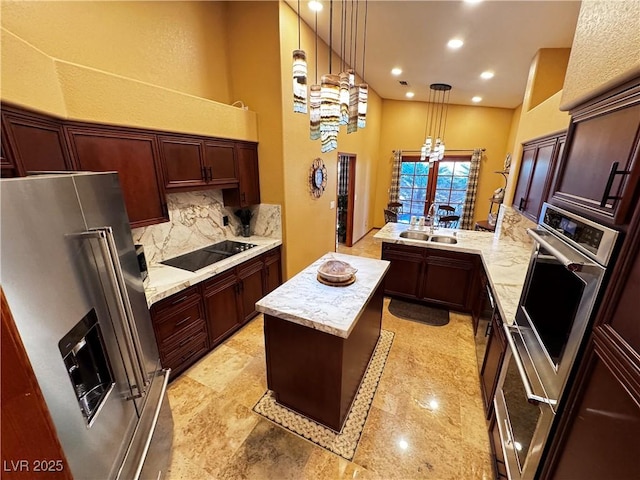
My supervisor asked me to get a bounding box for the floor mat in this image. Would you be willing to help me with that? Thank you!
[252,329,394,461]
[387,298,450,326]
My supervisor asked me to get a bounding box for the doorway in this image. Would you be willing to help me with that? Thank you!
[336,153,356,247]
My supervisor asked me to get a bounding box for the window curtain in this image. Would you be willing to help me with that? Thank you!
[460,148,483,229]
[389,150,402,204]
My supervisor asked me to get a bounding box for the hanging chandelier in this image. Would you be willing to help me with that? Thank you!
[420,83,452,162]
[295,0,368,153]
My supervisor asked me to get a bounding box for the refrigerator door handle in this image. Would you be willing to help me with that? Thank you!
[75,228,148,399]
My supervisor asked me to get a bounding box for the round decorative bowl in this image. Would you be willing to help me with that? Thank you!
[317,259,358,283]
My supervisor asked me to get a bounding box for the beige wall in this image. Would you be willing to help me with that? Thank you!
[561,0,640,110]
[278,2,383,277]
[0,2,257,140]
[525,49,571,111]
[1,0,232,103]
[374,100,515,227]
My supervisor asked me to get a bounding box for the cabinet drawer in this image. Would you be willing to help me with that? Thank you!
[203,268,237,293]
[151,285,200,318]
[154,301,205,347]
[162,329,208,372]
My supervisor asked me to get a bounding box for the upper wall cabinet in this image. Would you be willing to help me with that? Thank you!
[513,132,566,223]
[159,136,238,191]
[1,105,73,176]
[65,126,169,228]
[222,142,261,207]
[549,79,640,225]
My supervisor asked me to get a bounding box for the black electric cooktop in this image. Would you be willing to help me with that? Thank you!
[161,240,257,272]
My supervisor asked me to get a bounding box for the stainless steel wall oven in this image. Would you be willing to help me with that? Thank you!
[495,203,619,480]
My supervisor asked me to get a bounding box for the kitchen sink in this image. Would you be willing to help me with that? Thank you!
[399,231,430,241]
[429,235,458,244]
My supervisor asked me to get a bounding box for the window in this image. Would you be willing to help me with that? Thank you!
[399,154,471,216]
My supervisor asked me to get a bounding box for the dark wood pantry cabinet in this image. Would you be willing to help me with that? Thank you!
[222,142,261,207]
[512,131,566,223]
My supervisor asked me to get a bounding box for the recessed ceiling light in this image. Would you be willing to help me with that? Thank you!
[464,0,483,4]
[391,68,403,76]
[480,71,494,80]
[406,92,415,99]
[308,1,323,12]
[447,39,464,49]
[472,96,482,103]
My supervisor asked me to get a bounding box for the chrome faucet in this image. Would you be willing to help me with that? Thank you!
[427,203,437,234]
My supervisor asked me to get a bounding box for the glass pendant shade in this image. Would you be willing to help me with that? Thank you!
[421,83,452,162]
[309,84,321,140]
[339,72,350,126]
[292,50,308,113]
[358,83,368,128]
[320,74,340,153]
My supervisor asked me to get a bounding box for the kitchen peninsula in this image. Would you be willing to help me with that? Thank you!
[256,252,390,431]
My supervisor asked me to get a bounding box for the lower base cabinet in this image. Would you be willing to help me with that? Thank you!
[480,309,506,417]
[381,242,480,311]
[150,247,281,379]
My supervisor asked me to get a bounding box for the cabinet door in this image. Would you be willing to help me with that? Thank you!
[2,108,72,175]
[223,143,260,207]
[381,243,424,299]
[158,136,207,190]
[513,146,536,214]
[421,249,478,311]
[204,141,238,187]
[0,134,18,178]
[65,126,169,228]
[264,247,283,295]
[480,311,506,416]
[237,257,264,323]
[550,93,640,225]
[203,270,242,346]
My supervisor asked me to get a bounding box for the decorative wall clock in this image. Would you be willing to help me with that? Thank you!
[309,158,327,198]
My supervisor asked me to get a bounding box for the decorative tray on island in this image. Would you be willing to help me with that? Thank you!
[317,259,357,286]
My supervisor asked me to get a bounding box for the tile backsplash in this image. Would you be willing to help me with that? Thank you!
[132,189,281,264]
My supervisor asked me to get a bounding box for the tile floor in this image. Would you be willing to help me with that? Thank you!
[166,229,494,479]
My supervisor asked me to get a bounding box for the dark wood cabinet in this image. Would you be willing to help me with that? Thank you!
[381,242,480,311]
[158,136,240,191]
[421,248,480,311]
[158,136,208,190]
[1,289,73,478]
[513,131,566,222]
[381,242,424,299]
[223,142,261,207]
[489,414,509,479]
[1,105,73,176]
[203,269,243,345]
[549,80,640,226]
[237,256,265,323]
[150,285,208,378]
[264,246,283,295]
[0,135,18,178]
[479,309,506,417]
[65,126,169,228]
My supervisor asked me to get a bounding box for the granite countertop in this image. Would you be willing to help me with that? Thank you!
[143,235,282,307]
[255,252,390,339]
[373,223,534,325]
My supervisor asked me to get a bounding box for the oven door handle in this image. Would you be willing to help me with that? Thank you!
[504,324,557,407]
[527,229,589,273]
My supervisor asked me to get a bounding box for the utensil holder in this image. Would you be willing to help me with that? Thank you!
[241,224,251,237]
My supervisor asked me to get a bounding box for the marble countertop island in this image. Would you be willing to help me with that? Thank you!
[143,235,282,307]
[374,222,534,325]
[255,252,390,338]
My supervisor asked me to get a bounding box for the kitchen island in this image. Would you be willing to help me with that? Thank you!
[255,252,390,431]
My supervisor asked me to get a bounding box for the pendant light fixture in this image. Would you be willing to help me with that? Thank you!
[293,0,307,113]
[310,6,321,140]
[358,0,369,128]
[319,0,339,153]
[420,83,452,162]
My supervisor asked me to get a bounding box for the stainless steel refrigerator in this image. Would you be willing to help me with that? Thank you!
[1,172,173,479]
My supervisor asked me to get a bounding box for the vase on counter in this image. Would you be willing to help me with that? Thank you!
[241,224,251,237]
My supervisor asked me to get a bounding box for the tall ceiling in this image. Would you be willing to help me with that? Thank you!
[285,0,582,109]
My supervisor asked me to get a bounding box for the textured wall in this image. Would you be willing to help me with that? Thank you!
[561,0,640,110]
